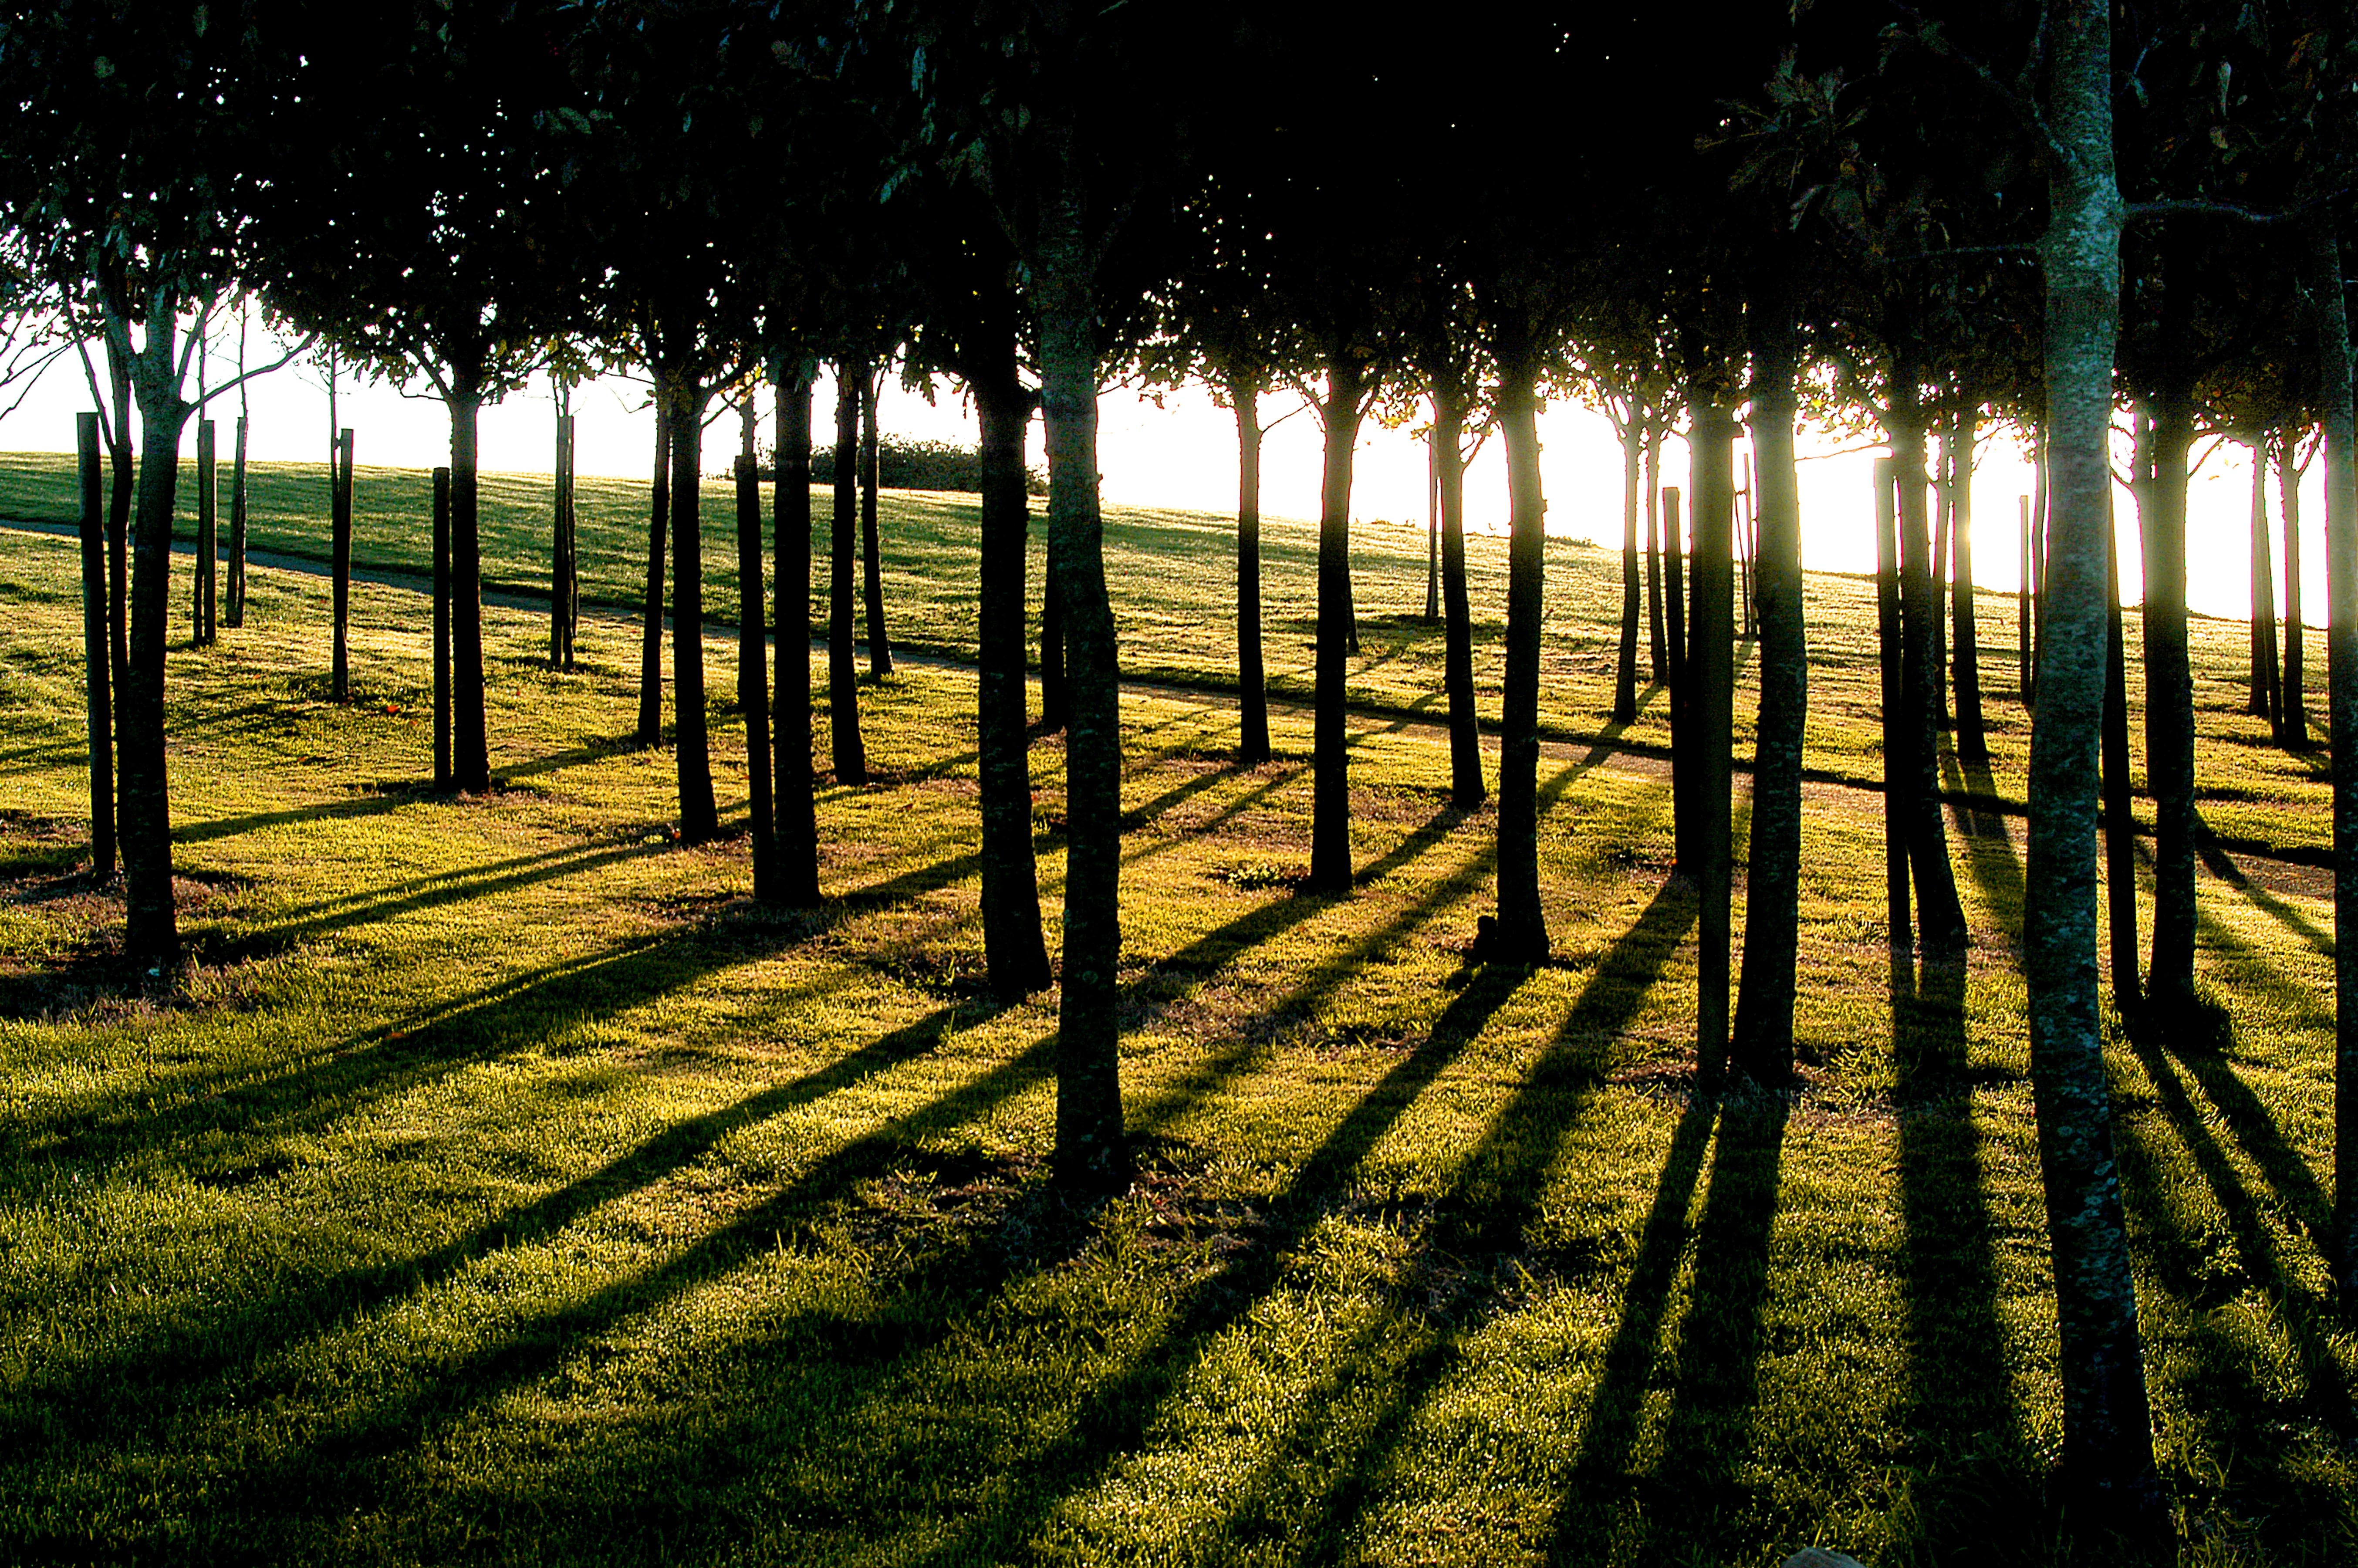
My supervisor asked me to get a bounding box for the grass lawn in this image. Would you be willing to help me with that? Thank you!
[0,486,2350,1563]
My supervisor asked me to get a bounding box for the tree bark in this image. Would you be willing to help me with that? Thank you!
[1036,135,1126,1194]
[1437,384,1483,808]
[830,368,868,784]
[1876,458,1911,951]
[1952,408,1989,762]
[448,384,490,794]
[1231,371,1270,764]
[1733,271,1804,1081]
[1614,421,1642,724]
[771,357,822,906]
[2026,0,2161,1516]
[77,412,113,879]
[103,350,131,708]
[860,364,892,676]
[1666,484,1692,877]
[2020,493,2036,709]
[736,414,775,901]
[2308,224,2358,1301]
[1892,377,1970,955]
[1039,547,1067,733]
[1646,426,1667,683]
[330,426,351,699]
[1688,386,1736,1066]
[1493,352,1549,963]
[669,364,718,842]
[1308,356,1365,894]
[2104,515,2138,1014]
[2281,425,2309,747]
[2138,389,2198,1014]
[194,419,217,648]
[976,352,1053,999]
[1931,426,1951,727]
[433,466,452,791]
[635,396,669,747]
[2250,439,2282,722]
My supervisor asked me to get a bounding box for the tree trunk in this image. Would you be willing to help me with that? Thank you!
[830,368,868,784]
[1423,433,1440,624]
[771,357,822,906]
[1232,372,1270,764]
[2020,493,2036,709]
[1952,409,1989,762]
[330,426,351,699]
[736,414,776,901]
[1876,458,1911,950]
[1614,422,1642,724]
[1688,387,1736,1066]
[1308,356,1365,894]
[120,316,192,964]
[1646,426,1667,683]
[449,385,490,794]
[1040,547,1067,733]
[433,466,452,791]
[1438,384,1483,808]
[1037,135,1126,1194]
[669,365,718,842]
[1892,380,1969,955]
[2250,439,2282,722]
[2104,515,2138,1014]
[553,404,576,672]
[2033,433,2052,699]
[636,397,669,747]
[2308,224,2358,1301]
[194,419,216,649]
[76,412,113,879]
[2281,425,2309,747]
[1493,352,1550,963]
[1733,272,1804,1081]
[2026,0,2160,1517]
[104,353,131,707]
[1666,484,1692,876]
[860,365,892,676]
[976,356,1053,1000]
[226,415,247,629]
[1931,425,1951,727]
[2138,389,2198,1014]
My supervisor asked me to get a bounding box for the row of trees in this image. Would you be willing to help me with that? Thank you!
[5,0,2355,1532]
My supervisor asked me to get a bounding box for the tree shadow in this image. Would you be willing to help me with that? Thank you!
[2191,817,2332,958]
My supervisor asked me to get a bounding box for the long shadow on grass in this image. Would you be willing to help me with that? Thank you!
[2192,817,2332,958]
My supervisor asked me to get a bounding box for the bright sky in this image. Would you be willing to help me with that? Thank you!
[3,318,2327,629]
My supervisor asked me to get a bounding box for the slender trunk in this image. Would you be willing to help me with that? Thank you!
[121,318,190,963]
[636,397,669,747]
[553,403,575,671]
[1233,372,1270,764]
[1423,431,1439,623]
[330,426,351,699]
[1494,353,1550,962]
[2308,224,2358,1301]
[1666,485,1692,875]
[1040,542,1066,733]
[1689,386,1736,1066]
[433,467,452,791]
[1892,380,1969,954]
[2020,493,2036,708]
[449,386,490,793]
[1308,355,1364,893]
[1438,385,1483,808]
[1733,272,1804,1080]
[226,415,247,629]
[976,358,1053,998]
[76,413,113,879]
[2139,388,2198,1014]
[2251,439,2281,721]
[1646,427,1667,682]
[670,365,717,842]
[771,358,822,905]
[2034,433,2052,698]
[1953,409,1988,761]
[1931,424,1951,727]
[1876,457,1912,950]
[737,408,775,900]
[860,365,892,675]
[2104,514,2138,1014]
[105,358,131,705]
[2282,426,2309,747]
[1614,422,1642,723]
[193,419,216,648]
[830,367,867,784]
[1037,136,1126,1194]
[2027,0,2160,1516]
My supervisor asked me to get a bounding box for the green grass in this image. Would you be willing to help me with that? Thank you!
[0,446,2332,861]
[0,507,2350,1564]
